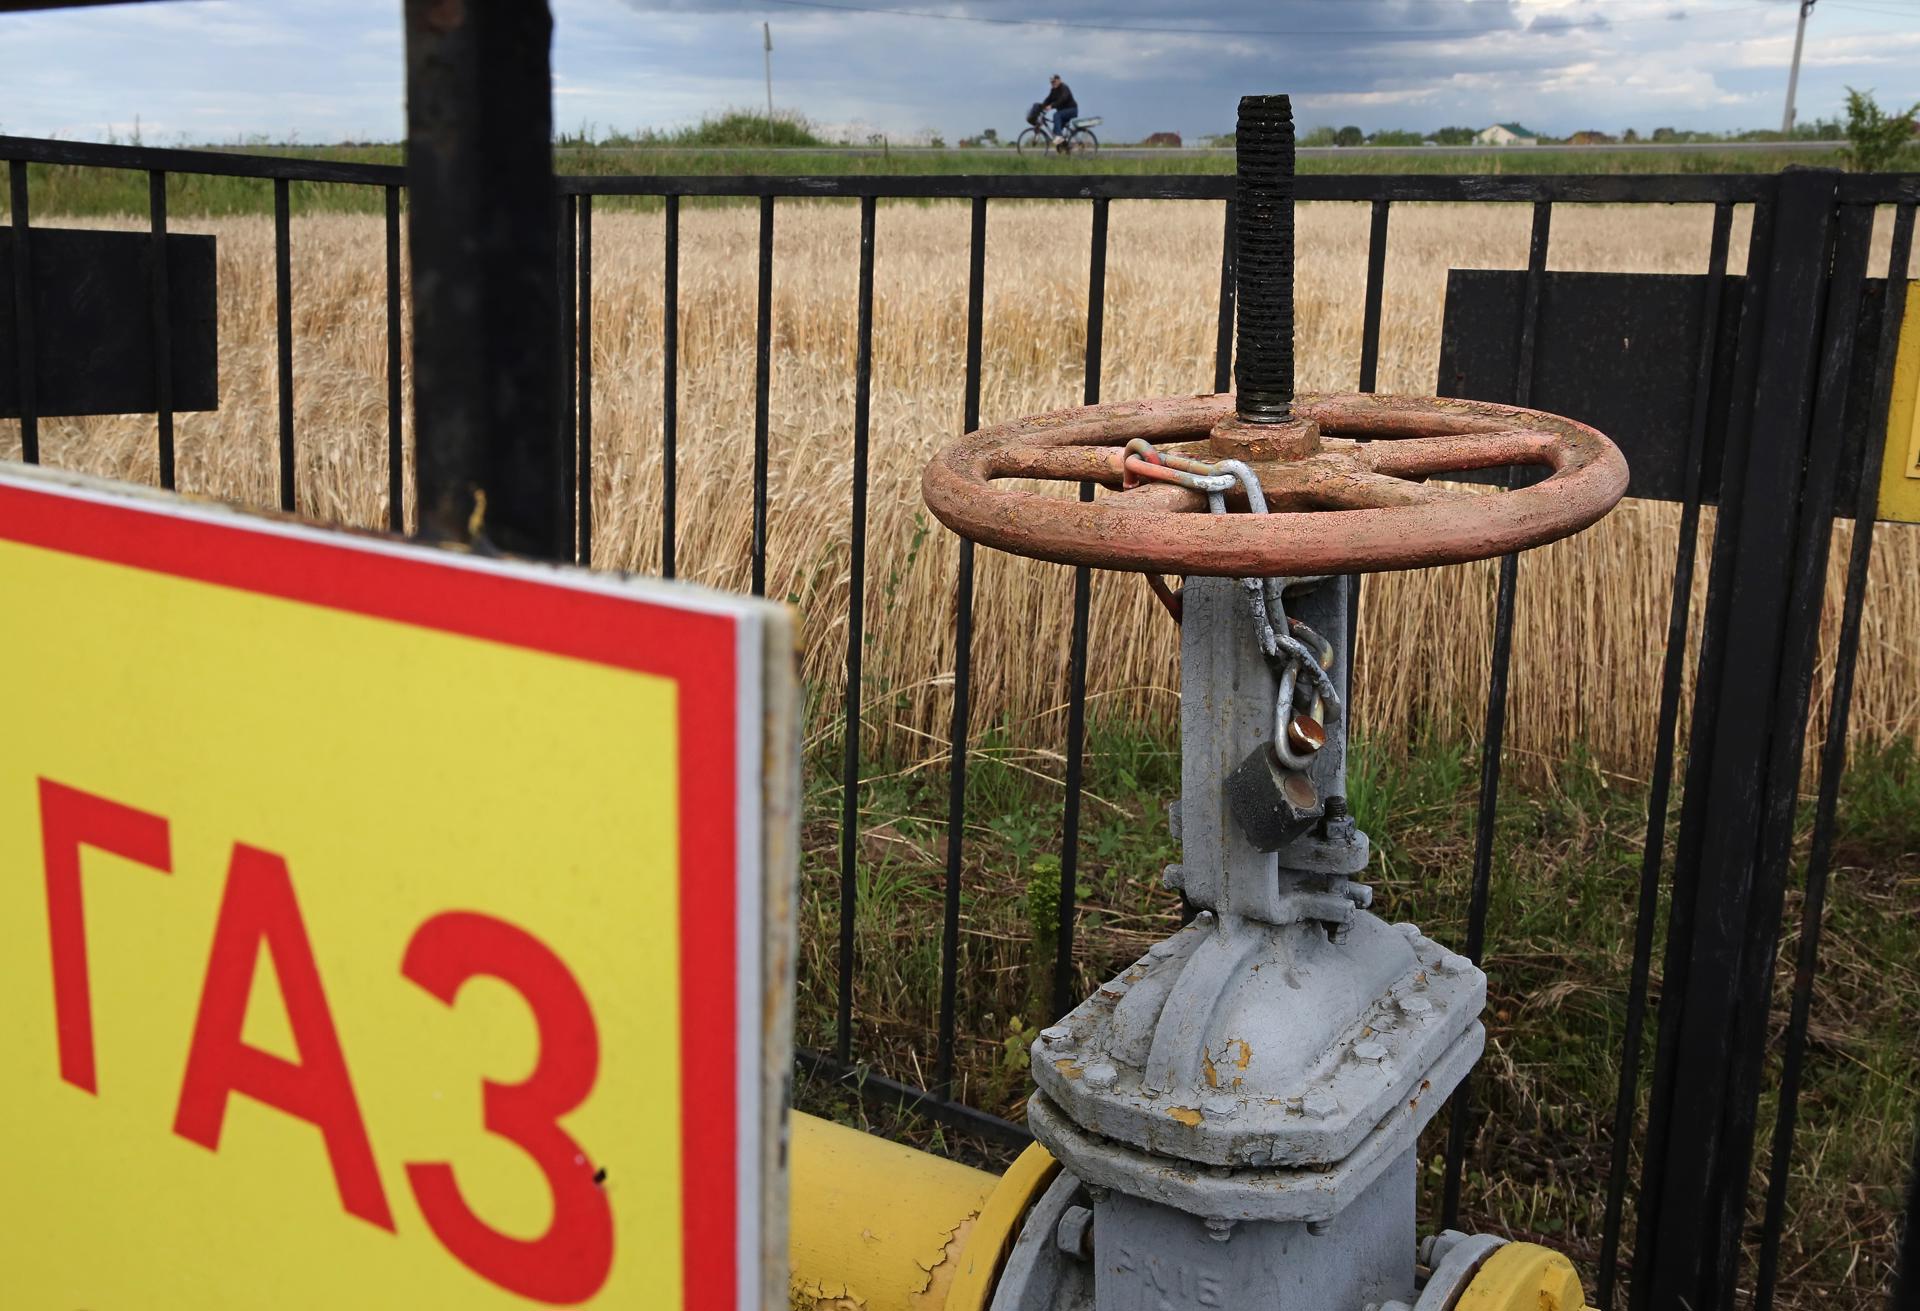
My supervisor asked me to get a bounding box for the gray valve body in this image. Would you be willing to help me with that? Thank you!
[989,576,1487,1311]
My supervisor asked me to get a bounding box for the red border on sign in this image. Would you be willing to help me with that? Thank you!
[0,480,741,1309]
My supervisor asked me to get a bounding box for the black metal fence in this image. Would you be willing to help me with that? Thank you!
[4,132,1918,1309]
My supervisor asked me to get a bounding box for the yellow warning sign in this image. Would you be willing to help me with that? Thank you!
[1877,280,1920,524]
[0,465,795,1309]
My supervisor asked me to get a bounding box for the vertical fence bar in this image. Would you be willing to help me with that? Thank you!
[1213,198,1236,393]
[1052,196,1107,1020]
[1594,200,1734,1311]
[577,193,593,565]
[1357,198,1390,395]
[1751,200,1912,1311]
[935,196,988,1100]
[662,194,680,579]
[274,178,295,512]
[384,185,404,532]
[557,194,576,560]
[1349,198,1391,681]
[836,195,878,1064]
[1083,199,1107,400]
[7,160,37,465]
[1441,197,1551,1231]
[1633,171,1843,1311]
[147,171,175,490]
[752,193,774,596]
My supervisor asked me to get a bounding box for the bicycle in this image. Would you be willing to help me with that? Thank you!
[1016,113,1100,155]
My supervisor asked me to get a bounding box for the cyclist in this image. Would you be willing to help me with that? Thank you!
[1028,74,1078,143]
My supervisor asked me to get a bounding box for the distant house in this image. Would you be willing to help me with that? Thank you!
[1475,123,1539,146]
[1142,131,1183,148]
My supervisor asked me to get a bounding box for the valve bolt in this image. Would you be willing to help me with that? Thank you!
[1055,1205,1095,1260]
[1202,1093,1240,1119]
[1301,1091,1339,1119]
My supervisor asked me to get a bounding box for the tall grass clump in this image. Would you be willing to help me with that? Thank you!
[611,107,829,149]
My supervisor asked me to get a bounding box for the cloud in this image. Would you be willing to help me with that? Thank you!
[0,0,1912,143]
[1734,27,1920,71]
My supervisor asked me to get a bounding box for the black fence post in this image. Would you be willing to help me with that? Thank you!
[1750,199,1896,1311]
[1631,168,1848,1311]
[403,0,565,558]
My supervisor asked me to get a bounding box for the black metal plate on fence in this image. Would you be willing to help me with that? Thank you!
[1437,269,1745,503]
[1436,269,1906,517]
[1,227,217,417]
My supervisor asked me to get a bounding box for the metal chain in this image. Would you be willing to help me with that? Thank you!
[1117,439,1340,769]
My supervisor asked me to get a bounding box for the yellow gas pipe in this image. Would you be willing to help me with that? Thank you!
[787,1112,1056,1310]
[787,1111,1592,1310]
[1455,1242,1595,1311]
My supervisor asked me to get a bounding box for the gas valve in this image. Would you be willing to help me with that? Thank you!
[919,92,1625,1311]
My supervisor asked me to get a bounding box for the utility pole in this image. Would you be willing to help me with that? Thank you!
[763,22,774,144]
[1781,0,1816,137]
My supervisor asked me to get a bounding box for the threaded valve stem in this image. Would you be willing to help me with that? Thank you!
[1234,95,1296,424]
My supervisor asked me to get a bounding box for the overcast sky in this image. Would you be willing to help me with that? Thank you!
[2,0,1917,144]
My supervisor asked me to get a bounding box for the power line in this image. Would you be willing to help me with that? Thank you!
[754,0,1767,38]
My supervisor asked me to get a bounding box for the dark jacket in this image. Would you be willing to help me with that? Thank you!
[1042,82,1077,111]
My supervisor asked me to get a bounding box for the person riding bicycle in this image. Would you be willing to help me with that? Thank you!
[1026,74,1078,141]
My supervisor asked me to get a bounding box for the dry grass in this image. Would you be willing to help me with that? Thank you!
[7,200,1914,783]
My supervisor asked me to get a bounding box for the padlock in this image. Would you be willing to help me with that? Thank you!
[1225,741,1323,850]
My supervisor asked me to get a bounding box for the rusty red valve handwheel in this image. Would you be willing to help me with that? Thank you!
[922,391,1629,576]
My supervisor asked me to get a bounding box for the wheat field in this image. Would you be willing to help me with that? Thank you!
[8,200,1914,784]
